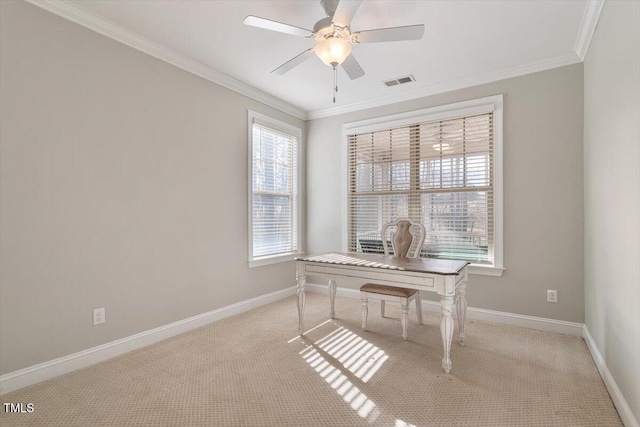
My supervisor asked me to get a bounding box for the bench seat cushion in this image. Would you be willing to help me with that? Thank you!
[360,283,417,298]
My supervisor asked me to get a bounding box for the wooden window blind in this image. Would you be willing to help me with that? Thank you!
[251,122,299,259]
[347,112,494,263]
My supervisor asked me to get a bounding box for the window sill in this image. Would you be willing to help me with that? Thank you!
[249,253,303,268]
[468,264,505,277]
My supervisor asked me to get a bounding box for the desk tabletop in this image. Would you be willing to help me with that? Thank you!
[296,252,468,276]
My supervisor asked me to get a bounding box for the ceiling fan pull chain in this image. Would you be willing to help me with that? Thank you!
[333,65,338,103]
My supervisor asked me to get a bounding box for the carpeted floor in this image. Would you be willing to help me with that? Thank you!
[0,293,622,426]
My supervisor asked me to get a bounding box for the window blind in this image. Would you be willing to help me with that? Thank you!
[251,122,299,259]
[347,113,493,263]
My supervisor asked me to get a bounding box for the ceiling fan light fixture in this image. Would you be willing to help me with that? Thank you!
[315,36,352,67]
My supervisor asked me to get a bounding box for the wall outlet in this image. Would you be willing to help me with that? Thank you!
[547,290,558,303]
[93,307,105,325]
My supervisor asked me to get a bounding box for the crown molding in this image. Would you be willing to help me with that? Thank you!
[574,0,606,60]
[25,0,592,123]
[24,0,307,120]
[307,51,582,120]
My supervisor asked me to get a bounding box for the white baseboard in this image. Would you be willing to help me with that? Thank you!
[0,286,297,395]
[583,325,639,427]
[306,283,584,336]
[4,284,636,427]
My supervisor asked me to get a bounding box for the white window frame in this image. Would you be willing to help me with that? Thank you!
[341,95,504,276]
[248,110,304,268]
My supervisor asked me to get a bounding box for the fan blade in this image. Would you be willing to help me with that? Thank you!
[352,24,425,43]
[243,15,313,38]
[341,54,365,80]
[272,48,316,75]
[332,0,363,27]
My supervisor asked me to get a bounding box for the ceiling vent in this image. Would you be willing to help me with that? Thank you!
[383,75,416,87]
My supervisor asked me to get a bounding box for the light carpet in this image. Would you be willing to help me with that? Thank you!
[0,293,622,426]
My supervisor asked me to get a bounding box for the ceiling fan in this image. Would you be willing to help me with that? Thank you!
[243,0,425,103]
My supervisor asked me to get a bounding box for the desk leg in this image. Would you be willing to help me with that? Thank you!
[296,263,306,335]
[329,280,337,319]
[440,295,455,373]
[455,282,468,345]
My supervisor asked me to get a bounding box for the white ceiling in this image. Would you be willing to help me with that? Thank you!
[34,0,599,119]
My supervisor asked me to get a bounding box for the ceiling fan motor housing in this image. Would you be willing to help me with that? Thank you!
[313,17,334,34]
[314,21,351,43]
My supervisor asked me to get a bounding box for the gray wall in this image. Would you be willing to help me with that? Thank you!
[584,0,640,422]
[0,1,304,374]
[307,64,584,322]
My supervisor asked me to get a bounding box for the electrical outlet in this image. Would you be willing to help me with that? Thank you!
[547,290,558,303]
[93,307,105,325]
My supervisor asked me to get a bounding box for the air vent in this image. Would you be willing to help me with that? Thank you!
[383,75,416,87]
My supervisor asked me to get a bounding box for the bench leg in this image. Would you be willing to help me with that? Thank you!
[456,282,467,345]
[401,298,409,340]
[360,292,368,330]
[415,292,423,325]
[380,300,386,318]
[329,280,336,319]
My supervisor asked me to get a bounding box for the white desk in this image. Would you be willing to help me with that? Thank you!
[295,252,469,373]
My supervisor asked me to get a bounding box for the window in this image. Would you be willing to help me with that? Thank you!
[343,96,503,275]
[248,111,302,267]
